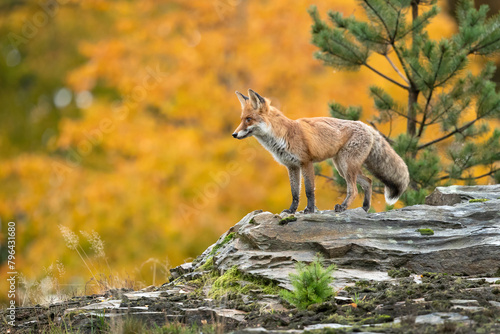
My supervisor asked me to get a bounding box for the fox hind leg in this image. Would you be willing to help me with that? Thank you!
[334,168,359,212]
[357,173,372,212]
[333,143,371,212]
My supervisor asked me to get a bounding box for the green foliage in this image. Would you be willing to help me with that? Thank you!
[280,254,336,309]
[310,0,500,205]
[328,101,362,120]
[400,187,428,206]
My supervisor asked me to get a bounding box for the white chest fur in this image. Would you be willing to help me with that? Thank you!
[255,132,300,166]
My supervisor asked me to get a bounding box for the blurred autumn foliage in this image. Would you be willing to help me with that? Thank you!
[0,0,498,302]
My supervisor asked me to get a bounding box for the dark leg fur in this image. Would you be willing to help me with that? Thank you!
[357,173,372,212]
[282,166,300,214]
[302,162,315,214]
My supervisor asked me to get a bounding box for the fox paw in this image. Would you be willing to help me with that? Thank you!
[334,204,346,212]
[281,209,296,214]
[303,207,315,214]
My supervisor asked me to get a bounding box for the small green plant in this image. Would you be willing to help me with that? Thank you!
[469,198,490,203]
[352,291,364,305]
[280,254,336,309]
[416,228,434,235]
[279,215,297,225]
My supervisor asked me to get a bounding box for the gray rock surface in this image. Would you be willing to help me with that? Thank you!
[187,197,500,289]
[425,184,500,206]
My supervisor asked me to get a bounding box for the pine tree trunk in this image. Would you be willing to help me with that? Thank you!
[407,1,420,137]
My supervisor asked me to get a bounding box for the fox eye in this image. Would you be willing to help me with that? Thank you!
[245,117,252,123]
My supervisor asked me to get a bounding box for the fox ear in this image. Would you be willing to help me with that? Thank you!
[235,91,248,108]
[248,89,265,110]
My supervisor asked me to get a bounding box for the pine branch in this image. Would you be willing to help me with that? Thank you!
[417,118,479,150]
[407,60,427,87]
[392,7,401,42]
[438,168,500,181]
[398,4,439,42]
[385,54,409,84]
[434,56,467,88]
[362,0,393,41]
[370,87,412,120]
[427,101,465,126]
[392,45,417,87]
[364,63,409,89]
[320,29,367,66]
[417,94,433,136]
[381,0,398,13]
[417,50,445,137]
[470,35,500,55]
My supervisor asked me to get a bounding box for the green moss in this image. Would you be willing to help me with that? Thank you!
[198,256,214,271]
[388,268,412,278]
[196,232,236,272]
[208,266,281,299]
[416,228,434,235]
[279,215,297,225]
[354,280,371,288]
[248,218,256,224]
[209,232,235,257]
[188,270,219,296]
[359,314,393,325]
[469,198,490,203]
[324,313,356,325]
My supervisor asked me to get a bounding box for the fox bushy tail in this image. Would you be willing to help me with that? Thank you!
[365,130,410,205]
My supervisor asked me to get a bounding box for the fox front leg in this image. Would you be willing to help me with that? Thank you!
[282,165,300,214]
[301,162,316,214]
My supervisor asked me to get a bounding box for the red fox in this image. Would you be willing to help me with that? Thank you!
[232,89,410,213]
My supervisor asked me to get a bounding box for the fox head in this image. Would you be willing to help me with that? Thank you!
[232,89,270,140]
